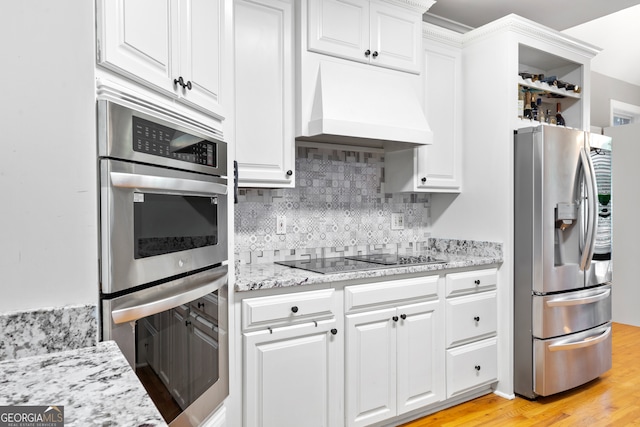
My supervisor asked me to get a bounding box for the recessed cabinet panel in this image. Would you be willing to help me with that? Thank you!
[446,290,497,348]
[369,1,421,73]
[396,300,444,414]
[98,0,174,92]
[307,0,422,73]
[419,43,461,190]
[244,321,340,427]
[179,0,222,114]
[235,0,295,187]
[307,0,369,63]
[97,0,224,117]
[446,337,498,398]
[346,308,396,427]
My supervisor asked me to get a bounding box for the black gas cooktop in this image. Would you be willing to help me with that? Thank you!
[275,254,447,274]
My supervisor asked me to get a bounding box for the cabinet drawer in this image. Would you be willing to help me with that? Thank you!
[345,276,439,313]
[446,337,498,398]
[446,290,497,348]
[445,268,497,297]
[242,289,336,331]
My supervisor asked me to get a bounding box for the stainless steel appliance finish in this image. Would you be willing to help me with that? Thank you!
[98,99,229,425]
[102,265,229,425]
[514,126,612,399]
[100,158,228,294]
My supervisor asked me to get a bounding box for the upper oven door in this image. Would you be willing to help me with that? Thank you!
[100,158,228,294]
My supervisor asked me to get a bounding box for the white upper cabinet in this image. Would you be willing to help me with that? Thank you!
[234,0,295,188]
[385,24,463,193]
[97,0,224,118]
[307,0,430,74]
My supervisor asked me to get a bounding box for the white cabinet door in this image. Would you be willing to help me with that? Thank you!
[369,0,421,73]
[307,0,369,64]
[395,300,445,415]
[307,0,421,73]
[417,39,462,191]
[345,307,396,427]
[244,320,341,427]
[97,0,223,117]
[177,0,223,116]
[235,0,295,187]
[384,30,462,192]
[98,0,176,92]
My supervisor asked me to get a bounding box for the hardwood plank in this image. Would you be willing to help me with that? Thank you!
[400,323,636,426]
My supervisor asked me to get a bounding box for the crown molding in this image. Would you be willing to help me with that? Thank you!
[422,12,473,34]
[422,22,464,48]
[383,0,436,13]
[462,14,601,59]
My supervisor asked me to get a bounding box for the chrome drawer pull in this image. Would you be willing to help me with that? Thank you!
[546,289,610,307]
[549,326,611,352]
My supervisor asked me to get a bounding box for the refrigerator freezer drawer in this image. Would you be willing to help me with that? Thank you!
[534,322,612,397]
[532,283,611,339]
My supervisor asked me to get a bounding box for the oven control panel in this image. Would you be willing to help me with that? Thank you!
[133,116,216,167]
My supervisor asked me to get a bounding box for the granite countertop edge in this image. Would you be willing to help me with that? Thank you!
[0,340,167,427]
[235,253,503,292]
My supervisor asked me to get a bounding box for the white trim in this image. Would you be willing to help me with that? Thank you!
[610,99,640,126]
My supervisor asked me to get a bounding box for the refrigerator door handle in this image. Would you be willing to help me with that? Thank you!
[548,325,611,352]
[579,147,598,271]
[545,288,611,307]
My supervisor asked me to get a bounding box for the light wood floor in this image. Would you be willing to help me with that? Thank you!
[401,322,640,426]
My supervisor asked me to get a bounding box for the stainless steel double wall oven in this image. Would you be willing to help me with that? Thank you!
[98,100,228,425]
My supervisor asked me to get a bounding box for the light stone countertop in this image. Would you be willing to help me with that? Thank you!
[235,252,503,292]
[0,341,166,427]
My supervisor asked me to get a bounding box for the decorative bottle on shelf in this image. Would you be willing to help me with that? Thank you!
[524,89,532,119]
[531,94,539,121]
[555,103,566,126]
[537,98,545,123]
[518,87,525,118]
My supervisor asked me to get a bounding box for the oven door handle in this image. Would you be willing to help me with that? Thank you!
[110,265,228,324]
[110,171,228,196]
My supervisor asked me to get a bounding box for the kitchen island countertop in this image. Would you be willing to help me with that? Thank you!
[235,252,503,292]
[0,340,166,427]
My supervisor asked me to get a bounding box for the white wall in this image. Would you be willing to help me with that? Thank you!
[604,123,640,326]
[591,72,640,129]
[0,1,98,312]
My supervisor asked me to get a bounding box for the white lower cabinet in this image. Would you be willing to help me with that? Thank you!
[446,337,498,398]
[242,289,342,427]
[444,269,499,399]
[240,268,500,427]
[344,276,444,427]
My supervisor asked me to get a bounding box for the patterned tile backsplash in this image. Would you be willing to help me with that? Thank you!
[235,144,432,264]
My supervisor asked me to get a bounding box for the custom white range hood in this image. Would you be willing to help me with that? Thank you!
[297,61,433,151]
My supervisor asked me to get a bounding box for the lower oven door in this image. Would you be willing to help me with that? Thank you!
[534,322,612,397]
[100,158,228,294]
[102,264,228,426]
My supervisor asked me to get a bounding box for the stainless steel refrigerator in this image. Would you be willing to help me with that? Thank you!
[514,125,612,399]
